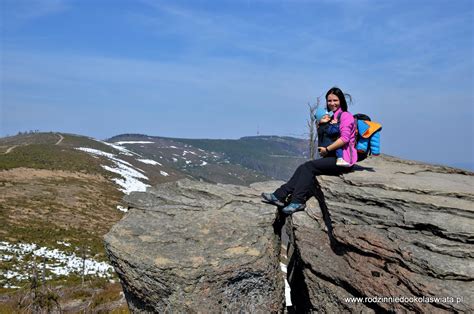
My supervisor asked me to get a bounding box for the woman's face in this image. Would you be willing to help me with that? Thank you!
[327,93,340,112]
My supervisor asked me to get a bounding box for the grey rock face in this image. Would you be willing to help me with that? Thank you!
[104,179,284,312]
[286,155,474,313]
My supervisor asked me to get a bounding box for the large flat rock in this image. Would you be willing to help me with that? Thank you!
[286,155,473,313]
[104,179,284,312]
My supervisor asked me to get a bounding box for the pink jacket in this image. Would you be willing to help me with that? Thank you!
[334,108,357,166]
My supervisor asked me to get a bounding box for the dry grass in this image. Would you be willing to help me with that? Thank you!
[0,133,132,311]
[0,167,126,310]
[89,282,125,309]
[0,133,59,154]
[0,168,122,249]
[0,280,129,313]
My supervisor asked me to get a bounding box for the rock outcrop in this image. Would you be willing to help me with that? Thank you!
[105,154,473,312]
[104,179,284,312]
[286,155,473,312]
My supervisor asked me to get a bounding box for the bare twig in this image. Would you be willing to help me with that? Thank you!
[307,98,320,160]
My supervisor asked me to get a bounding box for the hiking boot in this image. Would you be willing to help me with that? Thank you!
[261,193,285,207]
[282,203,306,215]
[336,157,351,167]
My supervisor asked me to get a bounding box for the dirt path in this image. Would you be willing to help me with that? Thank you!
[2,133,63,154]
[2,145,18,154]
[55,133,64,145]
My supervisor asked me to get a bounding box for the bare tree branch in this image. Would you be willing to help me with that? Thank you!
[307,97,321,160]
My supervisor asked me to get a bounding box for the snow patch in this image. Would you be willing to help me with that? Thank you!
[280,262,292,306]
[103,165,149,194]
[137,159,162,166]
[114,141,154,145]
[76,147,150,194]
[4,270,28,280]
[77,147,114,159]
[183,150,198,156]
[117,205,128,213]
[0,241,114,287]
[160,171,169,177]
[1,255,13,261]
[98,140,140,157]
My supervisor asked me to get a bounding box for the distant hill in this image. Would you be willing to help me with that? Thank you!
[107,134,309,182]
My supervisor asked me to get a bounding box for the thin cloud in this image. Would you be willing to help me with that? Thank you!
[1,0,473,167]
[133,1,301,61]
[3,0,69,22]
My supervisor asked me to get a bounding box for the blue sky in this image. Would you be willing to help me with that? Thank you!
[1,0,473,169]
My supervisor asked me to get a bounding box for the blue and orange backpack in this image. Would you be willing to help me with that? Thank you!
[353,114,382,162]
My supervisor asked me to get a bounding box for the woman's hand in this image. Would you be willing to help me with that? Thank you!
[318,146,328,157]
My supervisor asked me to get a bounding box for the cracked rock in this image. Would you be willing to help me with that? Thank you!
[104,179,284,312]
[286,154,473,313]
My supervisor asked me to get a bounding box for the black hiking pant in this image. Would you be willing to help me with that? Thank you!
[273,157,351,204]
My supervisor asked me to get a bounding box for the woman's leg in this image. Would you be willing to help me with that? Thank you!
[273,162,308,201]
[274,157,343,204]
[291,157,341,203]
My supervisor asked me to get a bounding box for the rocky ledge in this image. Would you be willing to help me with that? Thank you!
[104,155,473,312]
[104,179,284,312]
[287,155,473,312]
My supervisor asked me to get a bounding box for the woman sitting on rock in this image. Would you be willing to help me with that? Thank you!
[262,86,357,214]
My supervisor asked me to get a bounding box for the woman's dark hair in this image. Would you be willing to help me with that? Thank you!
[325,86,352,112]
